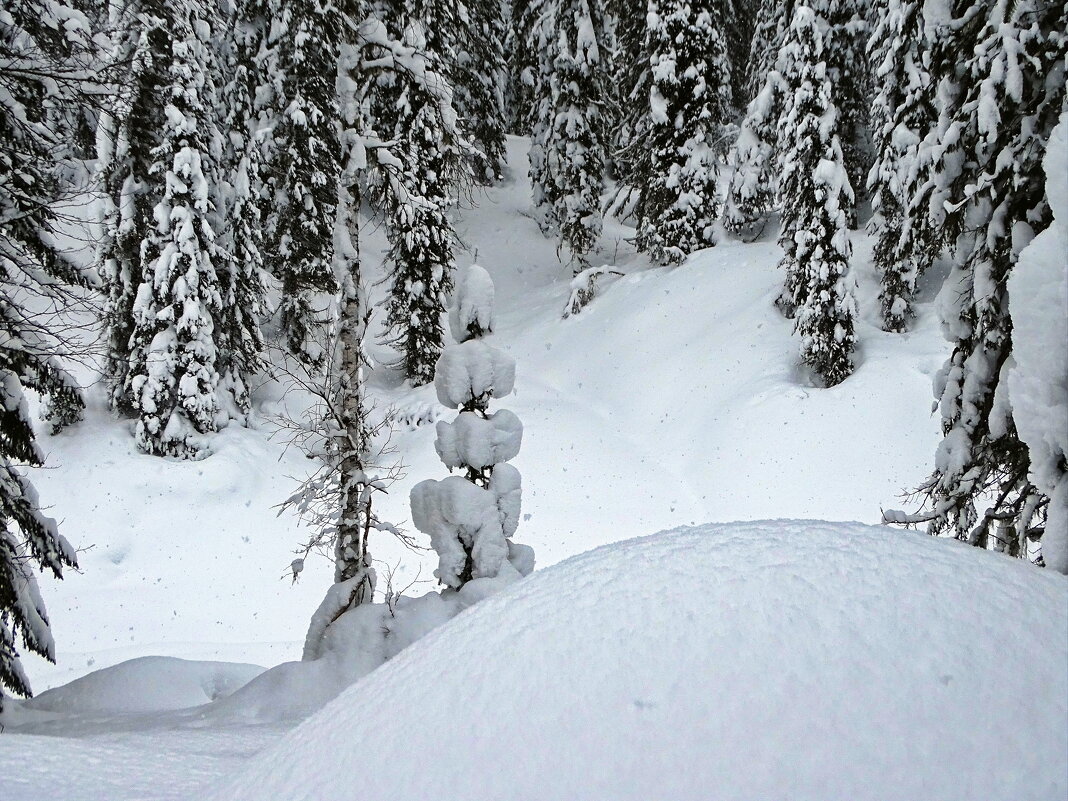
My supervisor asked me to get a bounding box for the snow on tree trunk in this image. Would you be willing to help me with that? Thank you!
[411,265,534,588]
[775,5,857,387]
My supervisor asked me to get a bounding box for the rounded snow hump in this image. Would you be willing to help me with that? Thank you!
[219,520,1068,801]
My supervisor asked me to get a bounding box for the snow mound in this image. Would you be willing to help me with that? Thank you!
[221,520,1068,801]
[22,656,264,714]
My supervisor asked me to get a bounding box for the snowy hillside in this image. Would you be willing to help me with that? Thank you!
[19,137,947,692]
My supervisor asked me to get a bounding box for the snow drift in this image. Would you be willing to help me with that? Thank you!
[220,520,1068,801]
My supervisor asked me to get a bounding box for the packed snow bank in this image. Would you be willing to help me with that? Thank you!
[221,520,1068,801]
[20,656,264,715]
[1009,111,1068,572]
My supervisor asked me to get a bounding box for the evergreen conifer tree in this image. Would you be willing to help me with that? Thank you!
[377,20,463,385]
[97,5,170,415]
[123,2,229,458]
[529,0,610,267]
[634,0,733,264]
[1,0,85,711]
[891,0,1065,553]
[605,0,648,213]
[865,0,937,332]
[453,0,508,182]
[775,5,857,386]
[261,0,343,366]
[506,0,546,132]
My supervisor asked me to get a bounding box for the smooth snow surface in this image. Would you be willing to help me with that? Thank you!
[22,656,263,714]
[222,520,1068,801]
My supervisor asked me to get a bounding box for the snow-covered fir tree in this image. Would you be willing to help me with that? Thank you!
[506,0,546,132]
[411,265,534,587]
[865,0,937,332]
[890,0,1066,556]
[260,0,343,366]
[97,4,169,415]
[634,0,733,264]
[605,0,648,215]
[820,0,869,223]
[213,0,271,412]
[775,5,857,386]
[529,0,610,267]
[452,0,508,182]
[722,4,790,241]
[123,3,229,458]
[377,19,464,385]
[743,0,793,105]
[0,0,86,711]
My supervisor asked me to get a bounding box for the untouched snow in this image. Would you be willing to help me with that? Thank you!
[220,520,1068,801]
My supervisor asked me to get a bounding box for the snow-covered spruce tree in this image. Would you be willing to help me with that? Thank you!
[743,0,793,104]
[865,0,937,332]
[261,0,343,366]
[775,5,857,386]
[97,4,169,416]
[819,0,869,222]
[634,0,733,264]
[452,0,508,182]
[605,0,648,213]
[214,0,270,414]
[377,20,464,386]
[506,0,546,132]
[411,265,533,588]
[886,0,1066,557]
[0,0,85,711]
[529,0,611,267]
[722,3,790,242]
[123,3,229,458]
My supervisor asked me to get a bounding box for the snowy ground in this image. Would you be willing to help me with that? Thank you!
[0,137,972,797]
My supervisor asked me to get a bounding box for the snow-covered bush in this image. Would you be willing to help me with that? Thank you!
[412,264,534,588]
[563,265,621,318]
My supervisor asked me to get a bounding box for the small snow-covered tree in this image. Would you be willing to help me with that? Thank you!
[634,0,733,264]
[529,0,610,267]
[123,4,229,458]
[411,265,534,588]
[1006,112,1068,573]
[775,5,857,386]
[743,0,793,104]
[865,0,937,332]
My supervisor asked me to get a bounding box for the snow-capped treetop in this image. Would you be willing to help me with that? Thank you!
[449,263,496,343]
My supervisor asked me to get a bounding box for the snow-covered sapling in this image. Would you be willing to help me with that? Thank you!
[411,265,535,588]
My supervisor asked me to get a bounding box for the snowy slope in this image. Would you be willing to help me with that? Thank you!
[21,135,947,693]
[220,520,1068,801]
